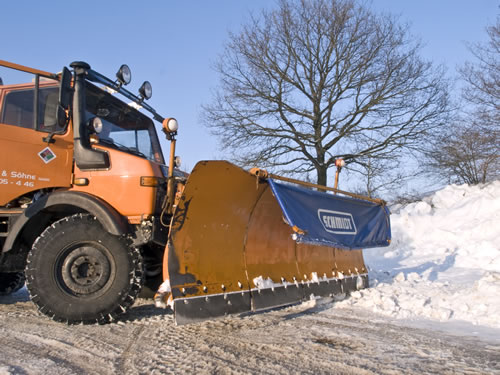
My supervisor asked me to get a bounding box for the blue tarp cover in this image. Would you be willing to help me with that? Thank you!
[268,179,391,250]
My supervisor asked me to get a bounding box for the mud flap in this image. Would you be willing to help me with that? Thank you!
[164,161,389,324]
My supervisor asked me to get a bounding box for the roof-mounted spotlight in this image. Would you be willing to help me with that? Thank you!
[139,81,152,101]
[116,64,131,87]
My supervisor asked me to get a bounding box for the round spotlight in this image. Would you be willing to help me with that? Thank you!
[116,64,131,85]
[139,81,152,100]
[167,118,178,132]
[174,155,181,168]
[91,117,103,133]
[162,118,179,133]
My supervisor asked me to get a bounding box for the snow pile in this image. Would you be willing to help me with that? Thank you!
[336,180,500,329]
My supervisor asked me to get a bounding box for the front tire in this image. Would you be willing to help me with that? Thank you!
[0,272,25,296]
[25,214,144,324]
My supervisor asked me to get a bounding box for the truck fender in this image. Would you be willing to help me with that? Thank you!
[2,191,129,253]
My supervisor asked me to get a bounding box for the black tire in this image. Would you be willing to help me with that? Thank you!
[25,214,144,324]
[0,272,25,296]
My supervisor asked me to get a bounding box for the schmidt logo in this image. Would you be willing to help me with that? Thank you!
[318,209,357,235]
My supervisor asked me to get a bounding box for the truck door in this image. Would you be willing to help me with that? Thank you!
[0,85,73,206]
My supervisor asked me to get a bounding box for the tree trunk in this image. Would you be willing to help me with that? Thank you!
[316,166,328,187]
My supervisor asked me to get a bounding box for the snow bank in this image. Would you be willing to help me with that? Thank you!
[336,180,500,329]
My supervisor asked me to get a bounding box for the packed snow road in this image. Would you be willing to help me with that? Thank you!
[0,290,499,375]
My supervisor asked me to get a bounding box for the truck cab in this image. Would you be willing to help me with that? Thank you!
[0,60,179,323]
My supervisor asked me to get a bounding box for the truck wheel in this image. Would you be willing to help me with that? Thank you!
[25,214,144,324]
[0,272,25,295]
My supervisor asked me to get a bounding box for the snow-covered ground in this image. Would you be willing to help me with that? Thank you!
[1,181,499,374]
[336,180,500,333]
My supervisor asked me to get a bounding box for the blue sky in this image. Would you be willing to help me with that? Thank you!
[1,0,498,177]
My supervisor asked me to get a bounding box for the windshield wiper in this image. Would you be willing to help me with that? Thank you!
[124,147,147,158]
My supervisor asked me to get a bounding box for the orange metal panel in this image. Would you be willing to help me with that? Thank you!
[334,248,367,275]
[167,161,265,297]
[71,146,162,218]
[295,242,336,281]
[244,187,299,285]
[0,123,73,205]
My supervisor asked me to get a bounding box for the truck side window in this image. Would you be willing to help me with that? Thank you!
[1,87,60,132]
[1,89,34,129]
[39,88,59,132]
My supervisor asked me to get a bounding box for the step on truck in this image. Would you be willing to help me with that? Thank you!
[0,60,391,325]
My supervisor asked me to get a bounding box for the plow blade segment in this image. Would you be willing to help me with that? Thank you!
[165,161,263,324]
[165,161,388,324]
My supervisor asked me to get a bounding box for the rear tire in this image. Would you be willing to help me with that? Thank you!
[25,214,144,324]
[0,272,25,296]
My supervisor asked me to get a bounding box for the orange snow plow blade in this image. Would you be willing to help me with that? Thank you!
[162,161,390,325]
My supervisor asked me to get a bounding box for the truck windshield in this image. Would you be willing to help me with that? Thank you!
[85,83,164,164]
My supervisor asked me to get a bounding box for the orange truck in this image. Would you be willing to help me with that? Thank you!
[0,60,391,325]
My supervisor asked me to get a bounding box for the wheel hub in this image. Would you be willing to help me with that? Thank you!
[60,245,112,296]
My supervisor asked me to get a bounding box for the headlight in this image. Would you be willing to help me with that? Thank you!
[174,155,181,168]
[116,64,131,86]
[89,117,103,134]
[139,81,152,100]
[163,118,178,133]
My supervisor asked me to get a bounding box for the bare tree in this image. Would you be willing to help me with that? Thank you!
[203,0,450,186]
[347,155,408,198]
[459,17,500,125]
[425,124,499,185]
[425,17,499,185]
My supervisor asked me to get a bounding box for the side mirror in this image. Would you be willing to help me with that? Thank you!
[59,67,72,109]
[56,67,72,129]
